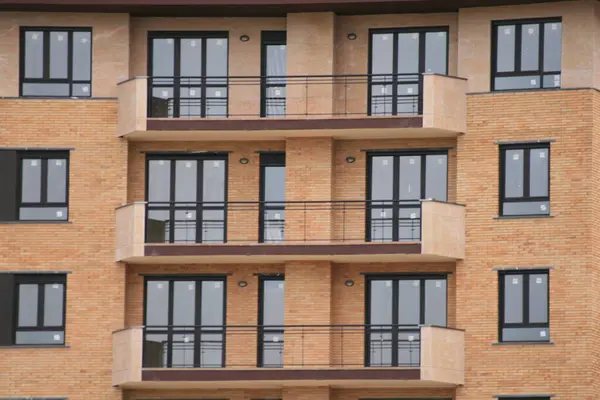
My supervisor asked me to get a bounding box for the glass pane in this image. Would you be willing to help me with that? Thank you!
[203,160,226,202]
[530,148,549,197]
[147,209,170,243]
[181,38,202,77]
[397,330,420,366]
[502,327,549,342]
[371,207,393,242]
[495,75,541,90]
[369,331,392,366]
[43,283,64,326]
[73,32,91,80]
[370,84,393,116]
[50,32,68,79]
[425,154,447,201]
[72,83,91,97]
[424,279,446,326]
[19,207,67,221]
[22,83,70,96]
[174,209,196,243]
[21,158,42,202]
[529,274,548,323]
[398,280,420,325]
[172,333,195,367]
[425,31,447,74]
[266,44,286,76]
[18,284,38,327]
[265,86,286,117]
[202,209,224,243]
[152,38,175,76]
[544,22,562,71]
[200,333,223,367]
[264,166,285,202]
[504,149,524,197]
[24,31,44,78]
[496,25,516,72]
[542,74,561,89]
[371,156,393,200]
[206,38,228,77]
[397,32,419,74]
[144,333,168,367]
[201,281,224,326]
[371,33,394,76]
[151,87,174,117]
[262,331,284,367]
[521,24,539,71]
[503,201,549,216]
[148,160,171,203]
[369,280,393,325]
[398,206,421,241]
[16,331,64,345]
[146,281,169,326]
[47,159,67,203]
[205,86,228,117]
[264,209,285,243]
[175,160,197,203]
[263,280,285,326]
[180,86,202,117]
[399,156,421,200]
[504,274,523,324]
[173,281,196,326]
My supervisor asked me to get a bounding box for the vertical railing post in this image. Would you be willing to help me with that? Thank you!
[305,77,309,116]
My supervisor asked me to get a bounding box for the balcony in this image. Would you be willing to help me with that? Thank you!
[117,73,466,141]
[115,199,465,264]
[112,324,464,389]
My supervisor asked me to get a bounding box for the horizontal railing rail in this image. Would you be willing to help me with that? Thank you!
[144,199,423,244]
[146,73,424,119]
[142,324,425,369]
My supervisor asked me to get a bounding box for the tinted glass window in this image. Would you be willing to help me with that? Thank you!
[264,166,285,202]
[504,149,524,198]
[152,38,175,77]
[520,24,539,71]
[371,156,393,200]
[544,22,562,71]
[503,274,523,323]
[424,279,447,326]
[206,38,228,77]
[24,31,44,78]
[425,31,447,74]
[425,154,447,201]
[21,159,42,203]
[175,160,197,203]
[47,159,67,203]
[371,34,394,75]
[173,281,195,326]
[203,160,226,202]
[44,283,64,326]
[397,33,419,74]
[529,273,548,323]
[146,281,169,326]
[180,38,202,77]
[18,284,38,327]
[73,32,91,81]
[529,148,549,197]
[496,25,515,73]
[370,280,393,325]
[201,280,224,325]
[148,160,171,203]
[262,280,285,325]
[398,156,421,200]
[49,32,68,79]
[397,280,420,325]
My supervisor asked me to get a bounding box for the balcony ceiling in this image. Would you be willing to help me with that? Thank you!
[0,0,572,16]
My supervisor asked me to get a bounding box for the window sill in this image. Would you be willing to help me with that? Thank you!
[493,215,553,220]
[492,341,554,346]
[0,344,70,348]
[0,220,71,224]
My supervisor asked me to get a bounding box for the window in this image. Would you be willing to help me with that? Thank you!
[20,27,92,97]
[499,143,549,216]
[261,31,287,117]
[145,153,227,243]
[499,270,549,342]
[148,32,228,118]
[258,276,285,367]
[259,153,285,243]
[143,277,226,368]
[492,18,562,90]
[369,27,448,116]
[14,275,66,345]
[366,275,447,367]
[18,151,69,221]
[367,151,448,242]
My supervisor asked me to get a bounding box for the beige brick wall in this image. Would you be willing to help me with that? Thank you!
[0,99,127,400]
[0,12,129,98]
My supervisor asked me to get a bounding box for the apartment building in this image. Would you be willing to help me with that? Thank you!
[0,0,597,399]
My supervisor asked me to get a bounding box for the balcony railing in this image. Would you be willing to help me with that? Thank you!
[148,73,422,119]
[145,200,422,244]
[142,324,423,369]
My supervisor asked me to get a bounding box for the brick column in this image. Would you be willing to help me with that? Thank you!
[284,262,333,367]
[286,12,335,117]
[285,137,334,242]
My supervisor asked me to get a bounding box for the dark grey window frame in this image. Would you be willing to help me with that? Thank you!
[17,151,70,222]
[13,274,67,345]
[491,18,562,91]
[499,143,550,217]
[20,27,92,97]
[499,270,550,343]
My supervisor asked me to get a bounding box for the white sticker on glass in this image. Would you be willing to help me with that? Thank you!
[57,35,64,42]
[504,28,512,35]
[382,35,389,41]
[540,204,547,211]
[540,330,547,337]
[438,158,444,164]
[52,284,60,289]
[536,277,543,284]
[158,160,165,165]
[409,158,415,164]
[56,211,63,217]
[30,160,38,166]
[382,159,388,165]
[190,40,197,47]
[189,89,196,97]
[167,39,173,44]
[385,281,392,287]
[551,23,558,30]
[81,37,88,44]
[183,336,190,343]
[274,213,281,220]
[82,86,89,93]
[407,88,413,94]
[412,33,418,39]
[273,336,280,342]
[280,45,286,50]
[512,154,520,161]
[438,32,445,37]
[381,86,387,94]
[213,161,221,167]
[157,283,164,289]
[412,280,419,287]
[410,212,417,219]
[185,212,193,219]
[527,28,535,35]
[216,39,223,46]
[275,89,281,96]
[185,161,192,168]
[530,79,537,86]
[188,283,194,290]
[380,210,386,217]
[408,335,415,341]
[278,283,284,289]
[539,151,546,158]
[436,281,442,288]
[215,91,222,97]
[214,282,222,289]
[32,33,39,40]
[53,334,61,341]
[161,90,169,98]
[512,278,520,284]
[55,160,63,166]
